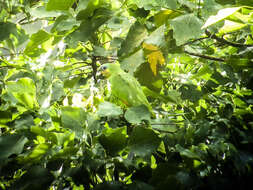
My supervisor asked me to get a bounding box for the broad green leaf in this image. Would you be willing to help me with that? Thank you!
[51,80,65,103]
[128,127,160,156]
[118,21,148,57]
[61,106,87,137]
[154,10,180,27]
[128,0,177,10]
[202,7,241,29]
[99,126,127,155]
[51,15,79,32]
[24,30,51,57]
[66,8,112,47]
[30,6,62,18]
[135,63,163,92]
[236,0,253,6]
[144,25,166,47]
[151,118,178,132]
[219,20,247,34]
[6,78,37,109]
[124,105,151,124]
[46,0,75,11]
[26,143,50,160]
[121,49,145,75]
[0,22,17,42]
[176,145,201,160]
[0,134,28,160]
[171,14,203,46]
[97,101,123,117]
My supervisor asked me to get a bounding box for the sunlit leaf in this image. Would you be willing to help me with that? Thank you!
[202,7,241,29]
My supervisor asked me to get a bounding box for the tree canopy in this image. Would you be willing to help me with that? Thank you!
[0,0,253,189]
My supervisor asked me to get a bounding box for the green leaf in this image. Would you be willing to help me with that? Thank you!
[118,21,148,57]
[51,79,65,103]
[128,0,177,10]
[202,7,241,29]
[0,111,12,124]
[175,145,201,160]
[219,20,247,34]
[0,134,28,160]
[6,78,37,109]
[97,101,123,117]
[66,8,112,47]
[0,22,17,42]
[61,106,87,137]
[46,0,75,11]
[151,118,178,132]
[121,49,145,75]
[144,25,165,47]
[128,127,160,156]
[24,30,51,57]
[30,6,62,18]
[99,126,127,156]
[124,105,151,124]
[171,14,203,46]
[11,166,54,190]
[236,0,253,6]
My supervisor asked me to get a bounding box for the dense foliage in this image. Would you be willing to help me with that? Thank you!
[0,0,253,189]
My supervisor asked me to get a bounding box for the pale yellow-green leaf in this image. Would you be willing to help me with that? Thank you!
[219,20,247,34]
[202,7,241,29]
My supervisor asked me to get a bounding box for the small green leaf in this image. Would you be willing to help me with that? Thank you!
[97,101,123,117]
[124,105,151,124]
[128,127,160,156]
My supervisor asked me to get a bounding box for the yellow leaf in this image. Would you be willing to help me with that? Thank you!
[147,50,165,76]
[143,43,165,76]
[142,42,159,51]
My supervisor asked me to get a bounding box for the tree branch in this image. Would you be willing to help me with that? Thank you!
[205,30,253,48]
[184,50,225,62]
